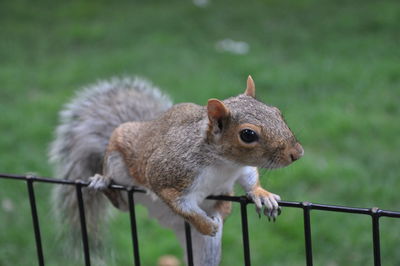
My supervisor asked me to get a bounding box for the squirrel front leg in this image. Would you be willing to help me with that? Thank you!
[158,188,219,236]
[238,167,281,220]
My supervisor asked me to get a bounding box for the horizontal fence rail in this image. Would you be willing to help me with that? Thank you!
[1,173,400,266]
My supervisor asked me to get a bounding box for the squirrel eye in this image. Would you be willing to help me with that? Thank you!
[239,129,259,143]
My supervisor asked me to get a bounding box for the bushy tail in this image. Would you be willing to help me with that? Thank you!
[49,77,172,257]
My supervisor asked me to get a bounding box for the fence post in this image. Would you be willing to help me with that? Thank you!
[302,202,313,266]
[184,221,194,266]
[371,207,381,266]
[75,181,91,266]
[127,188,141,266]
[240,197,251,266]
[26,176,45,266]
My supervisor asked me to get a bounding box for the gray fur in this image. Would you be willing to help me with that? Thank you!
[49,76,303,265]
[49,77,172,254]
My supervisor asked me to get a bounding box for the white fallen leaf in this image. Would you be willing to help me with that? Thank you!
[2,198,14,212]
[193,0,209,8]
[215,39,250,55]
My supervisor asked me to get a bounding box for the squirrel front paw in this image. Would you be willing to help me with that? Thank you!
[247,187,281,221]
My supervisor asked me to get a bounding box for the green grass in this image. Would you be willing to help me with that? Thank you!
[0,0,399,265]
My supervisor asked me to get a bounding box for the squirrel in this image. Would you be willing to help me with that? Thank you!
[49,76,303,266]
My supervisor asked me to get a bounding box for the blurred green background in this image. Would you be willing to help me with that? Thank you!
[0,0,399,265]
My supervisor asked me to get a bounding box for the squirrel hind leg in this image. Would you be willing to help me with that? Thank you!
[102,188,129,211]
[88,174,129,211]
[171,212,223,266]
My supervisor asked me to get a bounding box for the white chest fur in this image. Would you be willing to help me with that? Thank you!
[189,164,256,204]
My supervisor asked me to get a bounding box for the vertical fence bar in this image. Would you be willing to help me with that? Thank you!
[75,181,91,266]
[184,221,194,266]
[302,202,313,266]
[26,176,45,266]
[127,188,141,266]
[371,207,381,266]
[240,198,251,266]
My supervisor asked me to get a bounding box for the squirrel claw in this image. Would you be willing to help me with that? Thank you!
[248,188,281,221]
[265,208,275,221]
[207,216,221,237]
[88,174,110,190]
[255,206,262,218]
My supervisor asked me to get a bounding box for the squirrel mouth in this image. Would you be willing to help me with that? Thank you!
[260,143,303,169]
[261,158,281,169]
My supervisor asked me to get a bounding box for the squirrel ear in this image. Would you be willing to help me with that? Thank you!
[244,75,256,98]
[207,99,230,122]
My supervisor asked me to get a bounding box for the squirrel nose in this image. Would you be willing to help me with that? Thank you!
[289,143,304,162]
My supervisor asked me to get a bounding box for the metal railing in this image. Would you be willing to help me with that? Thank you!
[1,172,400,266]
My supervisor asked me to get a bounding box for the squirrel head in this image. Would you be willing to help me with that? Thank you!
[206,76,304,169]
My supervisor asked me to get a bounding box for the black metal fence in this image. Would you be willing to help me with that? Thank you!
[1,172,400,266]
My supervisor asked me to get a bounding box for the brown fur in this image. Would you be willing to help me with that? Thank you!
[213,199,233,220]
